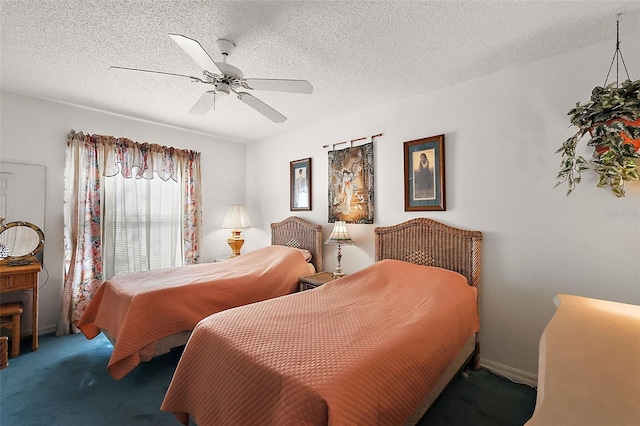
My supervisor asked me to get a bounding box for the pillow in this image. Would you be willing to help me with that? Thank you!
[291,248,312,262]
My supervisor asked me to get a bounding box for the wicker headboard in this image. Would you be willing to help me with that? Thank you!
[271,216,323,272]
[374,218,482,290]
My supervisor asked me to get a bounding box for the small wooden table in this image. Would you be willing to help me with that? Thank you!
[0,258,41,351]
[299,271,340,291]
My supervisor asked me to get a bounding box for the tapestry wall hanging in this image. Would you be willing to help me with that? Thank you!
[328,142,374,223]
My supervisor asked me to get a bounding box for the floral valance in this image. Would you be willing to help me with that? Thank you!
[68,130,199,181]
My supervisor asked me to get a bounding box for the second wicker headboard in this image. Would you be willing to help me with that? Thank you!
[374,218,482,290]
[271,216,323,272]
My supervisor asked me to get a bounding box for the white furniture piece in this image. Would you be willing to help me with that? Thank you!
[526,294,640,426]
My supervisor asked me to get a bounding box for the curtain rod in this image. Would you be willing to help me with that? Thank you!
[323,133,383,149]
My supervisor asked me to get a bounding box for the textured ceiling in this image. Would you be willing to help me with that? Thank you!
[2,1,639,144]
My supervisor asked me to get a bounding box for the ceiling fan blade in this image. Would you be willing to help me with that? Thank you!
[189,90,223,115]
[244,78,313,94]
[109,66,205,83]
[168,33,222,75]
[236,92,287,123]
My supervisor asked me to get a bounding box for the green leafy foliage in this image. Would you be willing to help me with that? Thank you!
[556,79,640,197]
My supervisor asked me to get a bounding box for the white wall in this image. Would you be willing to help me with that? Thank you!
[0,91,246,335]
[246,34,640,376]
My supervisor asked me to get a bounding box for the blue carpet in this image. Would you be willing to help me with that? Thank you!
[418,367,536,425]
[0,333,535,425]
[0,333,190,426]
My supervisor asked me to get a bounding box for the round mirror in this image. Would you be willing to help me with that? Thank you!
[0,221,45,264]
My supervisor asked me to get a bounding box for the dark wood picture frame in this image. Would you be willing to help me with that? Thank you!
[290,158,312,211]
[404,135,446,211]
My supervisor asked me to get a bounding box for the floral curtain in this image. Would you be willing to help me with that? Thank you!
[57,130,202,335]
[180,150,202,264]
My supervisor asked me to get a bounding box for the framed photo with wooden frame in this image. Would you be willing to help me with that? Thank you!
[404,135,446,211]
[290,158,312,211]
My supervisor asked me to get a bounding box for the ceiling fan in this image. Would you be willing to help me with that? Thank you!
[110,34,313,123]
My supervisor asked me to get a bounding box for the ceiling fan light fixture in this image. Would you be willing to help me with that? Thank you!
[216,82,230,95]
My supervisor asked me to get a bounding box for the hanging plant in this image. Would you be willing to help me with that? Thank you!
[555,19,640,198]
[556,79,640,197]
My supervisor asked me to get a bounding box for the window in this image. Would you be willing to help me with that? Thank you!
[102,173,183,279]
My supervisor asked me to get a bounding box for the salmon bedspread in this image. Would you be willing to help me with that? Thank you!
[77,245,312,379]
[161,259,480,425]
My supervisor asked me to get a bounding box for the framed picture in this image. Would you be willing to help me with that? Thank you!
[290,158,312,211]
[404,135,446,211]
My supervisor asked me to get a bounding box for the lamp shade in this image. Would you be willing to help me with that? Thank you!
[222,205,253,230]
[324,221,354,246]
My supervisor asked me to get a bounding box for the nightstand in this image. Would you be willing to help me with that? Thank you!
[299,272,339,291]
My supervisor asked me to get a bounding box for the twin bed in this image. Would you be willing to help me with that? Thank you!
[78,216,323,379]
[79,216,483,424]
[161,217,482,425]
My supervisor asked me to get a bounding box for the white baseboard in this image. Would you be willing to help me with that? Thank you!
[480,358,538,388]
